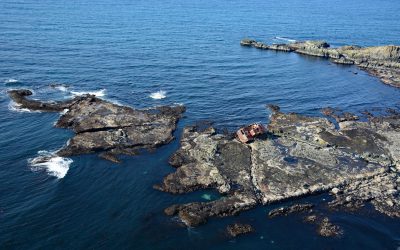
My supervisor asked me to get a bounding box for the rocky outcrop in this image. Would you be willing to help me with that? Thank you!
[321,107,359,123]
[158,105,400,229]
[8,89,77,112]
[303,214,343,237]
[329,171,400,216]
[317,217,343,237]
[226,223,254,237]
[8,89,185,162]
[268,203,314,218]
[240,39,400,87]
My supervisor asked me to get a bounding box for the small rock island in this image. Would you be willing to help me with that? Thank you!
[241,39,400,87]
[8,89,185,162]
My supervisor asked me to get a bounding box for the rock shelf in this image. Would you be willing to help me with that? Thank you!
[157,105,400,227]
[241,39,400,87]
[8,89,185,162]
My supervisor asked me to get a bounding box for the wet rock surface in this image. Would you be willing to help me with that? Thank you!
[8,89,77,112]
[226,223,254,237]
[329,171,400,216]
[158,105,400,231]
[304,214,342,237]
[321,107,359,123]
[8,89,185,162]
[240,39,400,88]
[317,217,343,237]
[268,203,314,218]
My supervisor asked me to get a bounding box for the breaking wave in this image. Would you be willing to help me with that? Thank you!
[54,85,69,92]
[28,150,72,179]
[71,89,106,97]
[150,90,167,99]
[8,101,39,113]
[274,36,297,43]
[4,78,19,84]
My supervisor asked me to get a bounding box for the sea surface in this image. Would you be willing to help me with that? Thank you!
[1,0,400,249]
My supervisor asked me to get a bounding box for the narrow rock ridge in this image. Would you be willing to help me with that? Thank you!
[157,105,400,228]
[268,203,314,218]
[240,39,400,88]
[8,89,186,162]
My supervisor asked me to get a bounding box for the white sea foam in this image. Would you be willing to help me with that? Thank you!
[4,78,19,84]
[274,36,297,43]
[54,85,69,92]
[150,90,167,100]
[28,150,72,179]
[8,101,39,113]
[71,89,106,97]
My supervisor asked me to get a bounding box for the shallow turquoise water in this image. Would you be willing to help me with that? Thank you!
[0,0,399,249]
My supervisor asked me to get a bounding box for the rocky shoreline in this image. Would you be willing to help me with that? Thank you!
[8,62,400,238]
[240,39,400,88]
[8,89,185,162]
[156,105,400,232]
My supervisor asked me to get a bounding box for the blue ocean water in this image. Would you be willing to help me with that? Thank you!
[1,0,400,249]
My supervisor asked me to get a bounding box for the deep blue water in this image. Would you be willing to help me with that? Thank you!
[1,0,400,249]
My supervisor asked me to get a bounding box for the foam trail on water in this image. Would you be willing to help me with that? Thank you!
[28,151,72,179]
[71,89,106,97]
[4,78,19,84]
[150,90,167,100]
[274,36,297,43]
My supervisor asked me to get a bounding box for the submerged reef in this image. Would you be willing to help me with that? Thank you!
[241,39,400,87]
[8,89,185,162]
[156,105,400,232]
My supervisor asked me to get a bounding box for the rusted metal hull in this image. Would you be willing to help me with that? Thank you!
[236,123,265,143]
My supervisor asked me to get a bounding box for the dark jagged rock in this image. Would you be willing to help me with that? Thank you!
[321,107,359,122]
[303,214,343,237]
[268,203,314,218]
[328,171,400,216]
[153,125,258,226]
[303,215,317,223]
[267,104,281,113]
[317,217,342,237]
[8,89,185,162]
[240,39,256,46]
[240,39,400,88]
[99,152,121,163]
[8,89,77,112]
[162,194,257,227]
[157,104,400,228]
[226,223,254,237]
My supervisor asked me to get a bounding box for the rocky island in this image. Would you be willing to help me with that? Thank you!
[8,89,186,162]
[156,105,400,231]
[240,39,400,87]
